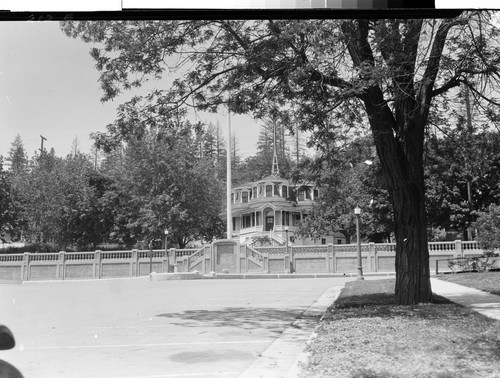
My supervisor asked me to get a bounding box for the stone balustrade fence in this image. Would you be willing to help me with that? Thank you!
[0,240,491,282]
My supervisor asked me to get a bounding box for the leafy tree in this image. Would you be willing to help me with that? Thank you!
[0,157,22,240]
[9,146,114,250]
[472,204,500,253]
[298,137,393,244]
[425,130,500,240]
[61,14,500,304]
[100,124,225,248]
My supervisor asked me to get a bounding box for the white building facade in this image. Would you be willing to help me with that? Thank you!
[230,175,346,246]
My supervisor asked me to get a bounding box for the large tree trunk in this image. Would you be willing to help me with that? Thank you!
[390,160,432,305]
[363,90,433,305]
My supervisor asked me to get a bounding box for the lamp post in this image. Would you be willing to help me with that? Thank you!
[164,229,170,272]
[354,206,364,280]
[285,226,293,273]
[149,239,153,274]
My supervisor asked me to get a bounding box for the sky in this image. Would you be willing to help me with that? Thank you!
[0,21,261,161]
[1,4,498,161]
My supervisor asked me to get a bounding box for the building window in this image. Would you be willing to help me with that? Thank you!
[282,211,290,226]
[305,187,311,200]
[235,191,240,202]
[313,189,319,199]
[231,193,234,204]
[321,238,326,245]
[242,191,248,203]
[298,190,305,201]
[292,212,301,226]
[282,186,288,198]
[256,212,261,226]
[266,185,272,197]
[337,239,342,244]
[232,217,236,231]
[274,184,280,196]
[259,185,263,196]
[252,213,255,227]
[242,214,252,228]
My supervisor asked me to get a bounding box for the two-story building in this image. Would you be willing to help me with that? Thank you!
[230,174,346,246]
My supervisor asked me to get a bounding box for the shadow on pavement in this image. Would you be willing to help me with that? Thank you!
[156,306,313,333]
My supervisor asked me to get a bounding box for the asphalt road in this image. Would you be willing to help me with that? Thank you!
[0,276,353,378]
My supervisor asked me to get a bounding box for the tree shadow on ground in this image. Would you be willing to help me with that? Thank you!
[156,306,314,334]
[327,279,460,321]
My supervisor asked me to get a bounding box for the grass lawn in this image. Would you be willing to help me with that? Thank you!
[436,271,500,296]
[299,279,500,378]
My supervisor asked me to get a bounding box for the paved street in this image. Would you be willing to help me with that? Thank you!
[0,276,353,378]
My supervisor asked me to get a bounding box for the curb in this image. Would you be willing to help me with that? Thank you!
[152,272,396,281]
[9,272,396,285]
[238,286,342,378]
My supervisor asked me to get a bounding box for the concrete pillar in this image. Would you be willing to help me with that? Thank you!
[455,240,463,258]
[21,252,30,281]
[369,243,377,272]
[95,250,102,279]
[59,251,66,280]
[327,244,333,272]
[168,248,176,270]
[132,249,139,276]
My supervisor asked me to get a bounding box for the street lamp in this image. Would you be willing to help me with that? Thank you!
[149,239,153,274]
[354,206,364,280]
[285,226,293,273]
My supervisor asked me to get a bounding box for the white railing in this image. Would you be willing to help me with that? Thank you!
[0,240,490,280]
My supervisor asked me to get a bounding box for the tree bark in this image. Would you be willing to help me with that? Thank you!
[362,88,432,305]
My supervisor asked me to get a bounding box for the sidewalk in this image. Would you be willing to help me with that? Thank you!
[239,278,500,378]
[238,286,343,378]
[430,278,500,321]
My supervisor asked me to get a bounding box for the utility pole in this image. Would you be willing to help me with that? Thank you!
[226,103,232,240]
[464,84,474,240]
[39,135,47,155]
[39,135,47,163]
[296,125,300,167]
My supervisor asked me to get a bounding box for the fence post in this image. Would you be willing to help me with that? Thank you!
[161,249,169,273]
[169,248,176,272]
[455,240,463,258]
[21,252,30,281]
[132,249,138,276]
[369,243,376,272]
[327,244,333,273]
[95,250,102,279]
[59,251,66,280]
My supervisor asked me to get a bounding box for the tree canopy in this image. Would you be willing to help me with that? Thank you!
[61,13,500,304]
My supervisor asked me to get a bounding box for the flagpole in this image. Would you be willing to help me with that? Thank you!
[226,102,232,240]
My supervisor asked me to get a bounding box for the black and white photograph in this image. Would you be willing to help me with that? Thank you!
[2,3,500,377]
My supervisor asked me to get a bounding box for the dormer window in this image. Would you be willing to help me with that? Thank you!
[242,191,249,203]
[266,185,272,197]
[282,186,288,198]
[298,190,305,201]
